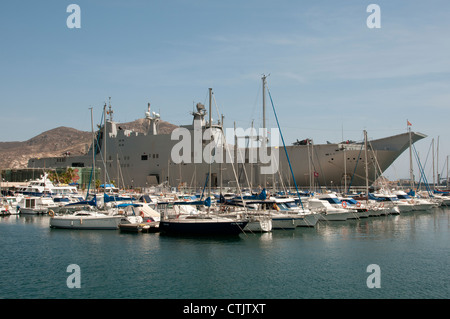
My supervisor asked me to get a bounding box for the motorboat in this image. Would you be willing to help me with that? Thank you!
[18,196,58,215]
[15,173,80,197]
[1,196,20,215]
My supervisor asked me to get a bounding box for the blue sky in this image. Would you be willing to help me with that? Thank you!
[1,0,450,182]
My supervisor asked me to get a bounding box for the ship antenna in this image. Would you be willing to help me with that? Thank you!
[107,97,113,121]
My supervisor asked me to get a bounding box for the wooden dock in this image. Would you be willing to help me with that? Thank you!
[119,221,160,233]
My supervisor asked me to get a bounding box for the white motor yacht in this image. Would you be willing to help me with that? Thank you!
[18,196,58,215]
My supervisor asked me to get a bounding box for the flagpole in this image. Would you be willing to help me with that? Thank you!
[408,120,414,191]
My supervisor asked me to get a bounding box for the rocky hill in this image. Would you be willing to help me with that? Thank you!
[0,119,178,169]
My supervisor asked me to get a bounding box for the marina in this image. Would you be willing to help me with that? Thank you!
[1,78,447,301]
[2,1,450,309]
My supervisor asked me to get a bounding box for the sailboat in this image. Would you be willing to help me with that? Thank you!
[404,121,436,211]
[264,75,322,227]
[218,191,273,232]
[158,89,248,236]
[49,106,129,230]
[49,209,123,230]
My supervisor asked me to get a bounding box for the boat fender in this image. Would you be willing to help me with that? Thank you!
[48,209,55,217]
[342,201,348,208]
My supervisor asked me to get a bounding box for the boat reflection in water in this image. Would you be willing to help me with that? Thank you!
[159,214,248,236]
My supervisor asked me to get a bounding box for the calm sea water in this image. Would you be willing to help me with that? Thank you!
[0,207,448,300]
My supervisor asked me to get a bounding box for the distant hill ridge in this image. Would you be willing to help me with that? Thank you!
[0,119,178,169]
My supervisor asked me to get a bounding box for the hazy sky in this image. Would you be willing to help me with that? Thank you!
[1,0,449,182]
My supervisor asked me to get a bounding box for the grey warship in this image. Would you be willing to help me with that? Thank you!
[28,93,426,191]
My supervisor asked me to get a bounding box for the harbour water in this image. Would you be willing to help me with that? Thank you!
[0,207,448,300]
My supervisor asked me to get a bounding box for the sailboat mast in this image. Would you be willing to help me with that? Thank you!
[262,75,267,189]
[103,102,107,194]
[250,120,254,190]
[437,136,440,187]
[262,75,266,141]
[220,114,224,196]
[364,130,369,204]
[408,122,414,190]
[90,107,95,191]
[208,88,212,212]
[432,138,435,190]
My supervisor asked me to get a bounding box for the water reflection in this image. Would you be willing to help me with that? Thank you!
[0,207,449,299]
[3,208,448,242]
[0,214,50,227]
[313,207,448,242]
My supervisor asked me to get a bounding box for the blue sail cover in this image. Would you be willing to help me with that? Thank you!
[368,193,381,201]
[240,189,267,200]
[173,197,212,207]
[407,190,416,197]
[103,193,133,203]
[100,184,115,188]
[65,194,97,207]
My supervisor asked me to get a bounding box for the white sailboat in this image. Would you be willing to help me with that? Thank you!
[404,121,436,211]
[159,89,248,236]
[263,75,321,228]
[49,107,129,230]
[338,196,370,218]
[218,201,273,232]
[49,209,124,230]
[307,197,356,221]
[243,214,272,232]
[272,197,320,227]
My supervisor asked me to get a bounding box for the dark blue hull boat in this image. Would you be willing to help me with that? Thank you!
[159,216,248,236]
